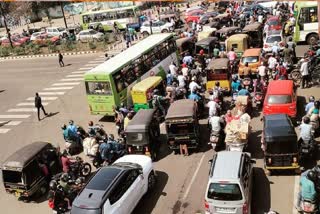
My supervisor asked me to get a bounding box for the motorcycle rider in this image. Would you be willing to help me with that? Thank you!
[298,116,314,148]
[207,96,221,118]
[227,47,237,63]
[61,149,74,173]
[238,85,251,96]
[231,75,241,94]
[123,112,134,130]
[152,89,170,117]
[305,96,315,114]
[48,180,71,210]
[189,76,201,93]
[296,170,317,212]
[209,115,225,146]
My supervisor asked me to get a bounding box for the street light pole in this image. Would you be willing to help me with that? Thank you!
[0,3,13,48]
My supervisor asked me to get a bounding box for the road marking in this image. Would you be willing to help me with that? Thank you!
[7,108,37,112]
[66,74,84,78]
[27,97,57,101]
[17,102,48,106]
[79,67,93,70]
[182,154,205,200]
[292,175,300,214]
[85,63,100,66]
[88,60,104,63]
[43,87,73,90]
[0,128,10,134]
[0,115,30,119]
[39,92,65,95]
[52,82,80,86]
[0,121,22,126]
[71,71,86,74]
[60,78,83,81]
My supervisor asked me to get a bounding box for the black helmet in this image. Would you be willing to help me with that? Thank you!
[307,170,317,182]
[60,173,69,182]
[108,134,114,141]
[314,101,320,108]
[309,96,315,102]
[49,180,57,190]
[153,89,159,95]
[303,116,310,124]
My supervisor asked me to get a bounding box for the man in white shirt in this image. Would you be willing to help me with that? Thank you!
[189,76,201,92]
[177,72,186,88]
[169,62,178,77]
[258,62,267,80]
[300,58,309,89]
[268,54,277,70]
[207,98,220,118]
[271,41,280,55]
[258,14,264,23]
[209,116,223,135]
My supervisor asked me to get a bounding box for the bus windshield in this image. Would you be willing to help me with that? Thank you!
[85,82,113,95]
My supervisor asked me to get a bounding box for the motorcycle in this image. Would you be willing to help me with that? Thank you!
[226,141,247,152]
[208,131,220,151]
[230,91,238,108]
[299,199,318,214]
[69,157,92,179]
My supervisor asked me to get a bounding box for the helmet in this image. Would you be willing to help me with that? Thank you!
[69,120,74,125]
[307,170,317,182]
[61,124,66,130]
[60,173,69,182]
[153,89,159,95]
[232,74,238,81]
[309,96,315,102]
[108,134,115,141]
[314,101,320,108]
[49,180,57,190]
[215,81,220,87]
[88,121,94,126]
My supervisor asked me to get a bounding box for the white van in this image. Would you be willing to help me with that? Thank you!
[46,27,67,37]
[205,151,254,214]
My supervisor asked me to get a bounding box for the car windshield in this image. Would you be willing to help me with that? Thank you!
[2,170,23,184]
[241,56,259,63]
[207,183,243,201]
[266,36,281,43]
[267,95,292,104]
[268,20,279,26]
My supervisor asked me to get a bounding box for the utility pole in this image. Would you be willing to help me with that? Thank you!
[0,3,13,48]
[318,0,320,38]
[60,2,68,29]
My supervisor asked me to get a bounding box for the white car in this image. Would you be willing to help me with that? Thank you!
[71,155,156,214]
[76,29,104,42]
[46,27,67,37]
[30,31,46,41]
[140,20,174,36]
[263,32,285,53]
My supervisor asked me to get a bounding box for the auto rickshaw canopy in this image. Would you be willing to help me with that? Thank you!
[131,76,163,104]
[225,33,249,54]
[126,109,155,133]
[2,142,53,171]
[242,22,262,32]
[207,58,229,71]
[165,99,196,121]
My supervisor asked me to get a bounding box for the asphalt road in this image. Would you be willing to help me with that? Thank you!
[0,44,314,214]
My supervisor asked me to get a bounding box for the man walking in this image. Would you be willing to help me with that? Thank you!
[300,57,310,89]
[35,92,48,121]
[58,51,64,67]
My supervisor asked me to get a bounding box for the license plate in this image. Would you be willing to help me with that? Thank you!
[215,207,235,213]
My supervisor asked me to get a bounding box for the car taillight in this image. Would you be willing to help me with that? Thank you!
[293,157,297,163]
[128,147,132,153]
[279,42,284,47]
[204,199,209,211]
[243,202,249,214]
[264,44,269,48]
[268,158,272,164]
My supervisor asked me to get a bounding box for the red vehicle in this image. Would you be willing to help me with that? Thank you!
[185,9,204,26]
[266,16,282,31]
[1,38,23,47]
[263,80,297,118]
[12,34,30,44]
[32,33,60,47]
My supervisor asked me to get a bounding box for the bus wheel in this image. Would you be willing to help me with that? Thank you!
[307,33,319,45]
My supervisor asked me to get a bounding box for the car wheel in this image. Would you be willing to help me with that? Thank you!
[80,162,92,177]
[161,29,169,33]
[307,33,319,45]
[147,170,156,192]
[142,31,149,37]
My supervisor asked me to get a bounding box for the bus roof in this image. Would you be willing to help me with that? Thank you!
[86,33,173,76]
[81,5,138,16]
[295,1,317,8]
[132,76,162,92]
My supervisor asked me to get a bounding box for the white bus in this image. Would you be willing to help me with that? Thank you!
[294,1,319,44]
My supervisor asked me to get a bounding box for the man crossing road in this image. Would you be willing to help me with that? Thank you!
[35,92,48,121]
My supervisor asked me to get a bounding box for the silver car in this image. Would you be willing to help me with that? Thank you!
[76,29,104,42]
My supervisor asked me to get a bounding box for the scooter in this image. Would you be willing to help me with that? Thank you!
[208,132,220,150]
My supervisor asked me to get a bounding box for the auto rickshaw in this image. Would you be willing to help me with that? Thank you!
[195,37,219,58]
[1,142,61,200]
[176,37,195,56]
[165,99,199,152]
[131,76,164,112]
[206,58,231,93]
[262,114,299,175]
[211,13,232,29]
[125,109,160,160]
[238,48,262,74]
[225,33,249,57]
[197,27,217,41]
[216,26,241,42]
[242,22,263,48]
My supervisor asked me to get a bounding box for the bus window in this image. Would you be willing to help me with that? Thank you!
[113,72,125,93]
[83,15,89,24]
[121,65,137,86]
[85,82,112,95]
[300,7,318,24]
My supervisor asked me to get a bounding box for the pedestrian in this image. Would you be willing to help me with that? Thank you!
[58,51,64,67]
[300,57,310,89]
[35,92,48,121]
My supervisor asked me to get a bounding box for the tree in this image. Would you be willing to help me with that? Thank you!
[0,2,13,48]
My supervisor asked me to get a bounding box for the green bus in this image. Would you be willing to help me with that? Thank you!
[84,33,178,116]
[80,6,141,32]
[293,1,319,44]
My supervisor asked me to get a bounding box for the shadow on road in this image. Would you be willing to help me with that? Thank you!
[99,115,115,123]
[0,90,5,93]
[155,134,173,162]
[252,167,271,214]
[296,95,307,122]
[0,120,10,127]
[133,170,169,214]
[198,123,211,153]
[247,130,263,159]
[46,112,60,118]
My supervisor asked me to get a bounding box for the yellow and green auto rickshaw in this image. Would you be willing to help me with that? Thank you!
[225,33,249,57]
[206,58,231,93]
[131,76,164,112]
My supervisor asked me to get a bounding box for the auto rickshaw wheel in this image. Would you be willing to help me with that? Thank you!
[147,170,156,192]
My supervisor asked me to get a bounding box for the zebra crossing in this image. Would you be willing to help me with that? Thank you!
[0,55,106,134]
